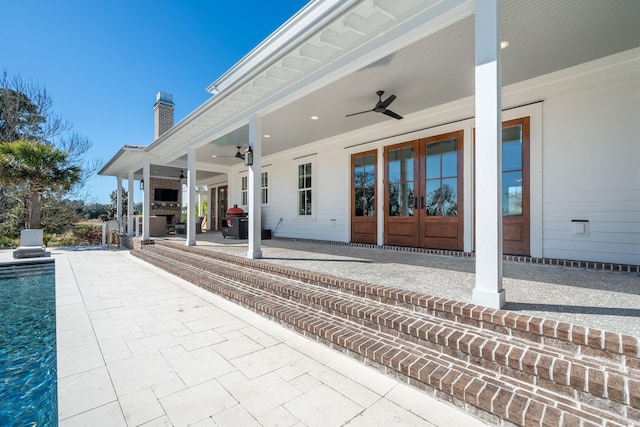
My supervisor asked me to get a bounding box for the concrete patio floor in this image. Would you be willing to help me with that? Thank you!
[51,247,489,426]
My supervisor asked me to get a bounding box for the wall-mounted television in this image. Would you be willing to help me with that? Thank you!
[154,188,179,202]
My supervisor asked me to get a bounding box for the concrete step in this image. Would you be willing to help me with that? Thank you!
[133,241,640,426]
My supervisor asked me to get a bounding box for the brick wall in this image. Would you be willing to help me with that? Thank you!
[149,177,182,222]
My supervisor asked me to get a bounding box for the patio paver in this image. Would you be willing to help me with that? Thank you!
[52,247,488,427]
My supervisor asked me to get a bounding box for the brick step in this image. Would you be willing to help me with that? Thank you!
[144,244,640,418]
[153,241,640,368]
[134,243,640,426]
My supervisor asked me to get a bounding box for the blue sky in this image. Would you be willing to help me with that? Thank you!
[1,0,308,204]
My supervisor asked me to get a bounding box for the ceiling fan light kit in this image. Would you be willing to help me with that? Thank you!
[346,90,403,120]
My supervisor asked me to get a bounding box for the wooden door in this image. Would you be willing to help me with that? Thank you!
[419,131,464,250]
[384,142,419,246]
[501,117,530,255]
[351,150,377,244]
[217,185,228,230]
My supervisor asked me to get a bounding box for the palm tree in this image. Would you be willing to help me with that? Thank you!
[0,140,80,229]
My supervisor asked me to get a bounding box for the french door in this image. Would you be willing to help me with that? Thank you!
[351,150,377,244]
[500,117,530,255]
[473,117,530,255]
[384,131,464,250]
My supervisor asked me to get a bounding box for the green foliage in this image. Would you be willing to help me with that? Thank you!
[0,236,17,249]
[0,139,81,228]
[46,224,102,247]
[106,189,128,220]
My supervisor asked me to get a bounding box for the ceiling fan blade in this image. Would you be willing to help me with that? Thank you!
[345,109,373,117]
[380,94,396,109]
[383,109,403,120]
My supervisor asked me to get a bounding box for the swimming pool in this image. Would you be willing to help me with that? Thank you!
[0,260,57,426]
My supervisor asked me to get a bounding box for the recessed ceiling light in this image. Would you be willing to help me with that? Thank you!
[211,154,217,158]
[310,116,319,120]
[500,40,510,49]
[263,134,271,138]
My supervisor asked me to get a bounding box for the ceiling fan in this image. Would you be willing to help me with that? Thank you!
[214,146,246,160]
[345,90,403,120]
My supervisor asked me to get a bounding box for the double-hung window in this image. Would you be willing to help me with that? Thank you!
[241,176,248,206]
[298,162,312,216]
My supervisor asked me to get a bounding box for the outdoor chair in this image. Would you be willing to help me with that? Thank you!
[106,220,120,249]
[13,229,47,259]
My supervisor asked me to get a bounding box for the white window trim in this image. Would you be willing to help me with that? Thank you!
[296,157,316,220]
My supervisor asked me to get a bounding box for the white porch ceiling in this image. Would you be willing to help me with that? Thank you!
[101,0,640,182]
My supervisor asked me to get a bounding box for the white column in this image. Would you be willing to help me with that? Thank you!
[247,114,262,259]
[127,170,134,236]
[116,176,123,232]
[186,148,197,246]
[142,163,151,241]
[473,0,505,309]
[206,187,213,231]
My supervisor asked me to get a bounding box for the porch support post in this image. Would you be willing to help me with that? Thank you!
[186,148,197,246]
[247,114,262,259]
[142,162,151,241]
[116,176,123,232]
[473,0,505,309]
[206,188,212,231]
[127,170,134,236]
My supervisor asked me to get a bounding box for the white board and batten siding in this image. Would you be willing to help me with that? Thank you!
[535,48,640,265]
[227,48,639,266]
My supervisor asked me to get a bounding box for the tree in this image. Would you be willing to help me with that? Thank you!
[0,140,81,229]
[106,189,128,220]
[0,72,97,233]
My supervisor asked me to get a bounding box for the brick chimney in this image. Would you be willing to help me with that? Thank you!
[154,91,174,139]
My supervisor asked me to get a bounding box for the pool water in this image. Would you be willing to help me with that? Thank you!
[0,261,57,426]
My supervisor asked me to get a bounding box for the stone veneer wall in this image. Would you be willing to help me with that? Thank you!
[149,177,182,223]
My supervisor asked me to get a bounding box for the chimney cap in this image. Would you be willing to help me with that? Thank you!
[156,91,173,105]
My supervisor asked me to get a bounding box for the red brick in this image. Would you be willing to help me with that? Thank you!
[452,374,473,401]
[507,347,524,370]
[541,406,561,427]
[629,379,640,409]
[481,340,498,360]
[541,319,557,337]
[416,361,439,383]
[427,366,449,389]
[528,317,544,335]
[571,325,587,345]
[607,373,626,404]
[556,323,571,341]
[552,359,569,385]
[516,315,532,331]
[440,370,461,394]
[622,335,639,356]
[477,383,499,412]
[524,400,545,426]
[521,350,538,375]
[491,388,512,418]
[587,329,603,349]
[536,355,553,380]
[502,312,519,328]
[506,394,528,425]
[464,379,485,406]
[603,331,620,353]
[397,354,420,376]
[494,343,511,365]
[588,369,606,398]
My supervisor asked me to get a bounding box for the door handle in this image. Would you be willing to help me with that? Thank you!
[421,196,425,209]
[413,197,418,209]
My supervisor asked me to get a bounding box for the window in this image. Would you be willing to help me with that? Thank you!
[261,172,268,204]
[425,138,458,217]
[298,162,312,216]
[241,176,248,206]
[353,153,375,217]
[502,125,523,216]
